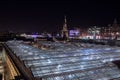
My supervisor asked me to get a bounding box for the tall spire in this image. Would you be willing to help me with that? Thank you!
[61,15,69,39]
[63,15,67,30]
[113,18,117,25]
[62,15,68,32]
[112,18,118,28]
[64,15,67,24]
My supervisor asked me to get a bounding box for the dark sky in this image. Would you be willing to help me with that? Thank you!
[0,0,120,32]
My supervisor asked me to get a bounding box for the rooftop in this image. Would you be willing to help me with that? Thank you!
[6,40,120,80]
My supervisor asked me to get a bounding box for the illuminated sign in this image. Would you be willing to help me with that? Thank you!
[69,30,80,36]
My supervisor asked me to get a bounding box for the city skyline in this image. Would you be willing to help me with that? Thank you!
[0,0,120,32]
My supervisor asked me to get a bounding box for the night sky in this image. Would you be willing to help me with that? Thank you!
[0,0,120,32]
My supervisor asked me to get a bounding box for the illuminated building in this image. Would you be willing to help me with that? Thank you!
[87,26,101,39]
[100,18,120,40]
[69,28,80,38]
[108,18,120,40]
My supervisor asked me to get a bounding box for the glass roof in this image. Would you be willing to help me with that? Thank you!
[6,40,120,80]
